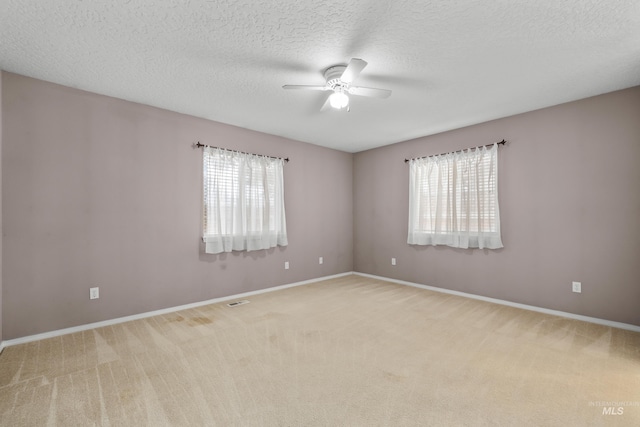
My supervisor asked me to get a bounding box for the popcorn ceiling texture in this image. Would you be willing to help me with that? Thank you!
[1,0,639,152]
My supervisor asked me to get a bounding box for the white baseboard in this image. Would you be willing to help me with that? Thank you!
[354,272,640,333]
[0,272,354,349]
[4,270,636,350]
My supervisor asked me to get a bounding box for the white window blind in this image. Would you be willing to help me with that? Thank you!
[202,147,287,254]
[408,144,503,249]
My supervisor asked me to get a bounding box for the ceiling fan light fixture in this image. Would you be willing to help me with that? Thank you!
[283,58,390,111]
[329,91,349,109]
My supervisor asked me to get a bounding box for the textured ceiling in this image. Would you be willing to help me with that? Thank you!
[1,1,639,152]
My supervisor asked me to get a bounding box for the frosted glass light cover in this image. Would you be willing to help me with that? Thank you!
[329,92,349,109]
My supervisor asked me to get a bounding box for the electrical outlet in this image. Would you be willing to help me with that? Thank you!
[285,261,289,270]
[90,287,99,300]
[572,281,581,293]
[319,257,323,265]
[391,258,396,266]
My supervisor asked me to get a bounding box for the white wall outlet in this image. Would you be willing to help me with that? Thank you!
[572,281,581,293]
[285,261,289,270]
[391,258,396,266]
[90,287,99,300]
[319,256,323,265]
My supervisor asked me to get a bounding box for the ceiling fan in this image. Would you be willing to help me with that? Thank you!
[283,58,391,111]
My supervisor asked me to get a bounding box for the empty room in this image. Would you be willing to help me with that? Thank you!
[1,1,639,425]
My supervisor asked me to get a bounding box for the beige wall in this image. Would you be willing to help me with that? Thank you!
[1,72,353,340]
[354,86,640,326]
[2,71,639,341]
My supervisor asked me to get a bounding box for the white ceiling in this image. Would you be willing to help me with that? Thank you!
[1,1,639,153]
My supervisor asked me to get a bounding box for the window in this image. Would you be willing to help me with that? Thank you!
[407,144,503,249]
[202,147,287,254]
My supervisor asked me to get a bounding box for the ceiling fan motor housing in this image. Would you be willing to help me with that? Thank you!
[324,65,348,90]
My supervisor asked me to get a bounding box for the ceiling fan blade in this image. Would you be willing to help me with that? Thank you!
[282,85,328,91]
[348,86,392,98]
[320,94,332,112]
[340,58,367,84]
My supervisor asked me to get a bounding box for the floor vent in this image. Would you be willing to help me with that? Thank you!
[227,300,250,307]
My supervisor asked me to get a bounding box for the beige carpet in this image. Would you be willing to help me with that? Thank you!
[0,274,639,426]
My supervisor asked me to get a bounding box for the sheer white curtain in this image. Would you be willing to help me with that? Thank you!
[202,147,288,254]
[408,144,503,249]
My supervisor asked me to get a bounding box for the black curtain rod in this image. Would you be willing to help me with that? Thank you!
[195,142,289,162]
[404,139,506,163]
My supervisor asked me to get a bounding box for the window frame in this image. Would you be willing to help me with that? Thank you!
[202,147,287,254]
[407,144,503,249]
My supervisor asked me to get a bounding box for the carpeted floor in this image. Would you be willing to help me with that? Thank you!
[0,274,638,426]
